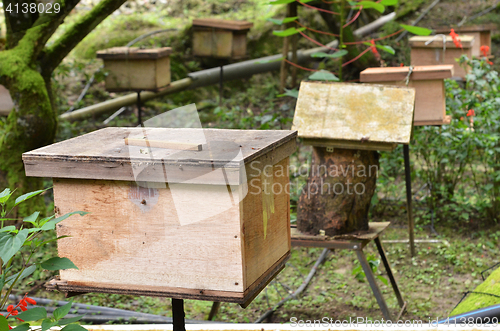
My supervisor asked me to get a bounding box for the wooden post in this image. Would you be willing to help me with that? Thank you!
[290,2,298,87]
[297,147,379,236]
[279,3,293,93]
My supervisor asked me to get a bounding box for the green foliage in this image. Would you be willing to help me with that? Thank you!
[272,27,306,37]
[352,254,388,286]
[400,24,432,36]
[308,70,339,81]
[0,187,87,329]
[354,1,385,13]
[311,50,348,59]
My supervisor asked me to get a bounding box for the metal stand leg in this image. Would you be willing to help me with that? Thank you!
[356,249,392,321]
[219,66,223,107]
[375,237,406,312]
[403,144,415,257]
[172,298,186,331]
[208,302,220,321]
[137,91,143,127]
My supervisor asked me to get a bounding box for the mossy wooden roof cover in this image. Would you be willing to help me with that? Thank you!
[292,82,415,151]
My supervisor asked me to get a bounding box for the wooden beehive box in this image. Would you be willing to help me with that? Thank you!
[22,127,297,305]
[435,24,496,57]
[0,85,14,116]
[292,82,415,151]
[360,65,454,126]
[96,47,172,91]
[192,19,253,59]
[409,35,474,79]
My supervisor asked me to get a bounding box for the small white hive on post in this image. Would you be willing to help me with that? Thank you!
[22,127,297,306]
[409,35,474,79]
[435,25,496,57]
[360,65,454,126]
[192,19,253,59]
[96,47,172,91]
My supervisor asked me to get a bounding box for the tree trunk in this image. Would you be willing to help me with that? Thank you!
[297,147,379,236]
[0,49,56,216]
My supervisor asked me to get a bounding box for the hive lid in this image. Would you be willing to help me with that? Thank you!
[434,24,497,33]
[409,35,475,48]
[360,65,454,82]
[192,18,254,31]
[292,82,415,151]
[96,47,172,60]
[23,128,297,184]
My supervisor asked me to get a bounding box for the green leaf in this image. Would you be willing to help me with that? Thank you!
[0,226,16,233]
[23,211,40,226]
[16,307,47,321]
[60,324,88,331]
[6,264,36,286]
[58,315,83,325]
[377,275,389,286]
[13,189,45,208]
[380,0,397,5]
[311,50,348,58]
[308,70,340,81]
[356,1,385,13]
[11,323,30,331]
[41,235,71,247]
[0,315,9,331]
[377,45,395,55]
[0,228,29,265]
[277,88,299,98]
[0,188,12,204]
[41,211,88,231]
[267,16,298,25]
[400,24,432,36]
[53,301,73,320]
[363,42,396,55]
[41,257,78,271]
[273,27,305,37]
[268,0,295,4]
[42,318,58,331]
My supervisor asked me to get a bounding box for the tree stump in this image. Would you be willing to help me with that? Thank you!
[297,147,379,236]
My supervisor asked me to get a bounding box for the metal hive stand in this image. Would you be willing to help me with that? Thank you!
[291,222,407,321]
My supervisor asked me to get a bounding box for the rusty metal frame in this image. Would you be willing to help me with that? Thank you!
[291,223,406,321]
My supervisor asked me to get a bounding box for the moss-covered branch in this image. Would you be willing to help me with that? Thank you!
[40,0,127,77]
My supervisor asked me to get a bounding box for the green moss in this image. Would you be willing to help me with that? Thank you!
[451,267,500,316]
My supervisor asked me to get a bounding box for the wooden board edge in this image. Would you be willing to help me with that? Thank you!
[301,138,398,152]
[45,252,289,305]
[240,251,290,308]
[414,115,452,126]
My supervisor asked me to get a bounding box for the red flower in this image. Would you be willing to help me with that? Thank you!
[25,297,36,305]
[467,109,475,117]
[10,310,18,316]
[460,117,464,120]
[480,45,490,57]
[370,39,380,60]
[450,29,463,49]
[400,63,404,67]
[6,305,13,312]
[488,60,494,65]
[19,306,27,312]
[19,300,27,307]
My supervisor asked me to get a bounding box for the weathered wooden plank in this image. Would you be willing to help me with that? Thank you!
[55,178,245,292]
[96,47,172,60]
[47,251,288,304]
[124,138,203,151]
[192,18,253,31]
[360,65,453,82]
[22,128,297,183]
[243,157,291,289]
[409,35,474,48]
